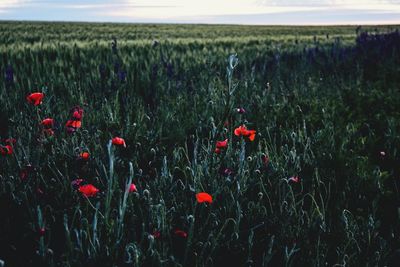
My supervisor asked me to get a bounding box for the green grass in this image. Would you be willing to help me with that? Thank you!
[0,21,400,266]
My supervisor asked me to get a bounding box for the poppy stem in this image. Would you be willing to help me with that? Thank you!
[84,196,105,219]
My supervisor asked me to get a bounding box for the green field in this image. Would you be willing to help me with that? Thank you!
[0,22,400,266]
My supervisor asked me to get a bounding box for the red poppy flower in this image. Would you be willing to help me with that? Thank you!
[216,139,228,149]
[112,137,126,147]
[78,184,99,197]
[215,139,228,154]
[196,192,213,204]
[234,125,256,141]
[0,145,13,155]
[65,120,82,129]
[65,106,83,134]
[41,118,54,127]
[80,152,90,160]
[174,229,188,238]
[289,176,300,183]
[71,106,84,120]
[128,183,137,192]
[27,92,44,106]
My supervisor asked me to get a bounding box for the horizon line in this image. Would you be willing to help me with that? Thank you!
[1,19,399,27]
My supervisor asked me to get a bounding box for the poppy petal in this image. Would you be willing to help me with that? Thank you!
[78,184,99,197]
[196,192,213,204]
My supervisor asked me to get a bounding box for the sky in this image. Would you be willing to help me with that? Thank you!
[0,0,399,25]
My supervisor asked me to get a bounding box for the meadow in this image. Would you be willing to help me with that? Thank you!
[0,22,400,266]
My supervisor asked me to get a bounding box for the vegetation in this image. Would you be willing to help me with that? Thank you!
[0,22,400,266]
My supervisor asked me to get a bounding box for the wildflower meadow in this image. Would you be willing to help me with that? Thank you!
[0,22,400,266]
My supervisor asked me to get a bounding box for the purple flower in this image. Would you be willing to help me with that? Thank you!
[5,65,13,84]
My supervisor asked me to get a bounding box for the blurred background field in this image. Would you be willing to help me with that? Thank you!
[0,22,400,266]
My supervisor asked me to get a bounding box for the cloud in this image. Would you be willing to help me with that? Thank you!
[0,0,29,11]
[101,0,324,19]
[0,0,399,24]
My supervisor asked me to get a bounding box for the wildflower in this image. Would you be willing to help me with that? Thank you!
[43,128,54,136]
[65,106,83,133]
[215,139,228,154]
[196,192,213,204]
[112,137,126,147]
[152,230,161,239]
[261,154,269,166]
[128,183,137,192]
[220,167,234,176]
[78,184,99,197]
[288,176,300,183]
[234,125,256,141]
[236,107,246,114]
[216,139,228,149]
[5,65,13,84]
[38,227,46,236]
[71,106,84,120]
[20,165,33,180]
[71,179,84,187]
[79,152,90,160]
[20,169,28,180]
[0,144,12,155]
[174,229,188,238]
[5,138,16,145]
[26,92,44,106]
[65,120,81,129]
[41,118,54,127]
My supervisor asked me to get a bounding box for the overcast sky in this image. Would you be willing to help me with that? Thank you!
[0,0,399,25]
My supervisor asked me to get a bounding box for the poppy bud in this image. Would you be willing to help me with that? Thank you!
[288,176,300,183]
[79,152,90,160]
[128,183,137,192]
[71,179,84,187]
[152,230,161,239]
[112,137,126,147]
[38,227,45,236]
[236,107,246,114]
[174,229,188,238]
